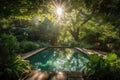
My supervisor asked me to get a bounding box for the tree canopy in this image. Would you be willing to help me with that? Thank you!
[0,0,120,53]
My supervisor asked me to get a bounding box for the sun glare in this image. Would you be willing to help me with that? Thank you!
[52,0,68,21]
[56,7,63,16]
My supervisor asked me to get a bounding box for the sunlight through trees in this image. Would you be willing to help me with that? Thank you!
[0,0,120,80]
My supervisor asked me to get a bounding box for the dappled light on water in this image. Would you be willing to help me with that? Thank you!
[27,48,89,71]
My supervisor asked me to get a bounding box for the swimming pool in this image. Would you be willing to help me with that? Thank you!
[26,48,89,71]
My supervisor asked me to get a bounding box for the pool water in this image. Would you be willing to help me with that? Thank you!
[26,48,89,71]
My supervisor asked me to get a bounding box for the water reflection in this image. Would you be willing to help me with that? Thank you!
[26,48,89,71]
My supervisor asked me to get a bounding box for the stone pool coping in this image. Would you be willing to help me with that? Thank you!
[21,47,88,59]
[76,47,107,54]
[21,48,46,59]
[21,47,107,59]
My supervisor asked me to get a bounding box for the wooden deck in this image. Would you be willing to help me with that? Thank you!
[21,71,84,80]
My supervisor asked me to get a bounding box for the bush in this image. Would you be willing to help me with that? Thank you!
[20,41,39,53]
[84,53,120,80]
[37,40,50,47]
[11,27,29,41]
[79,41,93,49]
[0,56,31,80]
[0,34,31,80]
[0,34,20,55]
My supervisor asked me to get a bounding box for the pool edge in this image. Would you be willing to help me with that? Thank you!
[22,48,47,59]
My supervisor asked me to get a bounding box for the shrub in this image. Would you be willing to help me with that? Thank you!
[20,41,39,53]
[84,53,120,80]
[0,34,20,55]
[0,34,31,80]
[0,56,31,80]
[79,41,93,49]
[37,40,50,47]
[11,27,29,41]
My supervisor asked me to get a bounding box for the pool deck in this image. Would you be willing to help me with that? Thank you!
[22,71,84,80]
[21,48,46,59]
[76,47,107,56]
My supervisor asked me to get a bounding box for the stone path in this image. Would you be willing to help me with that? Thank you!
[22,71,84,80]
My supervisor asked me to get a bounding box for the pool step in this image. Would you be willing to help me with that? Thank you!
[23,71,84,80]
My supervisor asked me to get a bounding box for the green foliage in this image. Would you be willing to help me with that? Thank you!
[84,53,120,80]
[0,34,31,80]
[0,34,19,56]
[81,0,120,27]
[67,0,120,54]
[84,0,120,13]
[33,17,60,45]
[106,54,117,61]
[37,40,51,47]
[0,0,45,19]
[11,27,29,41]
[20,41,39,53]
[0,56,31,80]
[79,42,93,49]
[80,22,120,53]
[0,0,119,55]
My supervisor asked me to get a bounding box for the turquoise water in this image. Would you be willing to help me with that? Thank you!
[26,48,89,71]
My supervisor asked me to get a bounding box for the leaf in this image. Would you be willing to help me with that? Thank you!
[106,53,117,61]
[89,54,101,62]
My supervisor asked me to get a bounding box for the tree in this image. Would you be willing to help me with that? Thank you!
[0,0,45,19]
